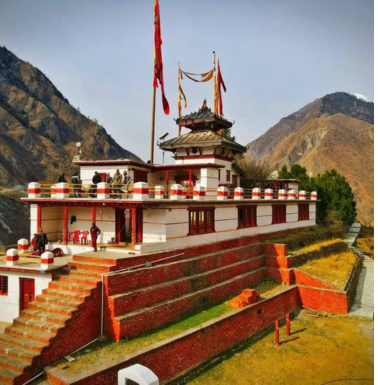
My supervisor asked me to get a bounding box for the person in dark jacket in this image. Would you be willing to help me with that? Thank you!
[36,229,48,255]
[57,173,67,183]
[92,172,102,184]
[90,222,101,252]
[71,172,82,198]
[89,172,102,197]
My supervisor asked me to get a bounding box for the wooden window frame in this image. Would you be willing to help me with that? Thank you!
[226,170,231,182]
[0,275,8,295]
[133,169,148,183]
[238,205,257,229]
[272,204,286,224]
[188,207,215,235]
[298,203,310,221]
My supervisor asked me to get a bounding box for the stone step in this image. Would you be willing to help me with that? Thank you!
[28,301,79,317]
[68,260,115,273]
[13,317,62,336]
[109,255,264,316]
[56,272,100,287]
[72,254,119,265]
[40,289,87,303]
[0,354,30,374]
[114,267,265,339]
[5,325,56,344]
[0,341,39,365]
[48,280,96,295]
[0,367,20,385]
[0,334,47,354]
[67,268,103,281]
[20,308,71,326]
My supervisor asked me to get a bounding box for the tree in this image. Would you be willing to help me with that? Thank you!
[220,128,235,142]
[235,155,273,188]
[278,164,356,226]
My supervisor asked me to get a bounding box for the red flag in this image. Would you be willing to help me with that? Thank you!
[217,60,226,116]
[153,0,170,115]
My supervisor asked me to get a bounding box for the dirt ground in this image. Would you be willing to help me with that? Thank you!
[185,312,374,385]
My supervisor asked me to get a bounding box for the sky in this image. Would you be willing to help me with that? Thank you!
[0,0,374,163]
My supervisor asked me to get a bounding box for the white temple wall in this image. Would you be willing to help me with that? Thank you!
[143,208,167,243]
[286,204,299,223]
[0,271,52,323]
[94,207,115,244]
[30,204,38,239]
[256,205,273,226]
[41,207,63,242]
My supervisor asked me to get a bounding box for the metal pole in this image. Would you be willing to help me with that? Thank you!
[150,86,156,164]
[275,320,280,346]
[286,313,290,336]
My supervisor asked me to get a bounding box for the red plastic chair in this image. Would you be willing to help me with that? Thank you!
[69,230,81,244]
[80,231,89,245]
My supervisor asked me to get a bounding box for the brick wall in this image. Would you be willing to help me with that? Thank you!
[293,269,338,290]
[262,243,287,257]
[47,288,300,385]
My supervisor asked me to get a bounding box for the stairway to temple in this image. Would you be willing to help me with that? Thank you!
[105,244,266,341]
[0,256,116,385]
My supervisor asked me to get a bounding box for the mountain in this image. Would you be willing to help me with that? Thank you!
[246,92,374,225]
[0,46,140,187]
[0,46,141,246]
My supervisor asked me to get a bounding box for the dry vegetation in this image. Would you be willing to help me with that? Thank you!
[297,251,357,289]
[186,313,373,385]
[356,226,374,258]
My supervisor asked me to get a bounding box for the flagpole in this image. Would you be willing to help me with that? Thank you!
[178,61,182,136]
[150,83,156,164]
[213,51,217,115]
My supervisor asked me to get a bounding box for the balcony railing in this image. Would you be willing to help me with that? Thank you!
[27,182,317,202]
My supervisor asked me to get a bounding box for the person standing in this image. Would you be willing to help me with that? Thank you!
[31,233,38,252]
[57,173,67,183]
[106,172,113,184]
[36,229,48,255]
[71,172,82,198]
[112,169,123,198]
[90,222,101,252]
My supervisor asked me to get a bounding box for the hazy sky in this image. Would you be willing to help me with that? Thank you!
[0,0,373,162]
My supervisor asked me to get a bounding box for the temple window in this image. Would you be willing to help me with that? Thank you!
[298,203,310,221]
[0,275,8,295]
[226,170,231,182]
[238,205,257,228]
[188,207,215,235]
[272,205,286,224]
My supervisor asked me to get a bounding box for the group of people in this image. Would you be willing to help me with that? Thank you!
[56,169,131,198]
[30,224,101,253]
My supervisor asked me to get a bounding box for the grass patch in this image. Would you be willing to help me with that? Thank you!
[56,279,284,376]
[296,251,357,289]
[290,238,342,254]
[265,226,333,251]
[356,226,374,258]
[186,314,373,385]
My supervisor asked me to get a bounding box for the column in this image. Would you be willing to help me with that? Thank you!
[131,207,136,248]
[63,206,68,245]
[37,205,42,232]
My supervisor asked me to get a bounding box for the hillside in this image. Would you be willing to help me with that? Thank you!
[0,46,140,186]
[0,46,141,245]
[246,92,374,225]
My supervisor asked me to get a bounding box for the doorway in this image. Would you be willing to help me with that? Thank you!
[20,278,35,313]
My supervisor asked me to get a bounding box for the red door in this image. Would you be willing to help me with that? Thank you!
[20,278,35,313]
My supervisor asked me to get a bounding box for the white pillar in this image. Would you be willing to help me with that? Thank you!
[41,251,54,270]
[278,189,287,200]
[182,187,187,200]
[299,190,307,200]
[28,182,41,198]
[6,249,19,266]
[193,186,206,201]
[51,184,56,198]
[155,185,164,200]
[56,182,69,199]
[234,187,244,200]
[170,184,183,200]
[133,182,149,200]
[217,186,228,200]
[311,191,318,200]
[288,190,296,200]
[97,182,110,199]
[264,188,273,200]
[252,188,261,200]
[17,238,29,254]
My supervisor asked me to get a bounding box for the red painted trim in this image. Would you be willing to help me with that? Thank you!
[217,191,228,196]
[252,192,261,197]
[73,159,154,169]
[134,188,149,194]
[91,207,96,223]
[155,190,165,195]
[131,207,136,247]
[171,190,183,196]
[41,258,54,264]
[6,255,19,261]
[97,189,110,194]
[56,188,70,194]
[175,154,235,162]
[18,244,29,250]
[28,188,41,194]
[194,190,206,196]
[235,192,244,197]
[37,206,42,232]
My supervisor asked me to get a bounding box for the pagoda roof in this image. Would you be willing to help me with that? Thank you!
[175,107,233,130]
[159,130,246,153]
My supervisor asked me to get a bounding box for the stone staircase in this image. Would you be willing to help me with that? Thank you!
[0,257,117,385]
[105,244,266,341]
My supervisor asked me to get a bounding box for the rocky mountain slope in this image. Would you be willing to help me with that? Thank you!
[0,46,141,245]
[246,92,374,225]
[0,46,140,187]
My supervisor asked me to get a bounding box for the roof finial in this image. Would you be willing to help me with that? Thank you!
[201,98,207,109]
